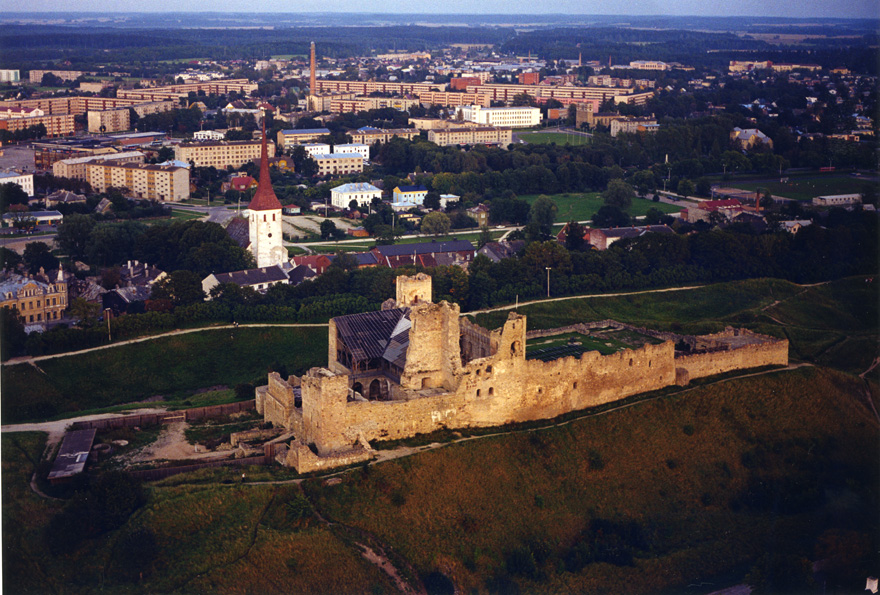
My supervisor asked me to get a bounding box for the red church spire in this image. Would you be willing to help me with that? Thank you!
[248,120,282,211]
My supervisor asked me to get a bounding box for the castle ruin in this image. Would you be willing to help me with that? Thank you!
[257,274,788,472]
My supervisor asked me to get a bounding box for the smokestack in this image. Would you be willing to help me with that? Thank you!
[309,42,316,99]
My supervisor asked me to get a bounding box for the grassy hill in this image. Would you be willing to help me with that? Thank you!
[4,365,876,594]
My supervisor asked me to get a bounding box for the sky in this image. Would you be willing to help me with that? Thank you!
[1,0,877,19]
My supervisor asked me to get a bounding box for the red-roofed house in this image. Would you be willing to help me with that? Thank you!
[292,254,333,275]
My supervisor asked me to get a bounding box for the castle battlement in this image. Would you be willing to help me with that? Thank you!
[259,275,788,472]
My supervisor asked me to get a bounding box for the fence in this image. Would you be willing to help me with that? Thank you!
[70,400,256,431]
[127,454,268,482]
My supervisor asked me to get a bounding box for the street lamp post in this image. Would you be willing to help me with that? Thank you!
[104,308,111,342]
[545,267,551,298]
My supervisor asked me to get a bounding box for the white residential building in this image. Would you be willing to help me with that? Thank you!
[193,130,226,141]
[453,105,541,128]
[330,182,382,209]
[333,143,370,161]
[302,143,332,158]
[0,171,34,197]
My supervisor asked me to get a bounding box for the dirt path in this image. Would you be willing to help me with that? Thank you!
[126,421,230,463]
[0,408,168,449]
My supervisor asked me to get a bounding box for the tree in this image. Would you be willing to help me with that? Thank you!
[56,213,96,261]
[592,205,631,228]
[477,226,493,249]
[564,220,586,251]
[529,195,558,239]
[602,179,634,211]
[68,297,101,327]
[6,206,36,232]
[319,219,338,240]
[22,242,59,274]
[329,251,359,272]
[421,212,451,237]
[150,270,205,307]
[423,192,441,211]
[0,306,27,361]
[0,182,29,212]
[676,178,695,199]
[0,247,22,271]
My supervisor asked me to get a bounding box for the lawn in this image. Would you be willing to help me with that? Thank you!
[1,326,327,424]
[518,130,591,146]
[170,209,204,221]
[725,174,872,201]
[520,192,683,222]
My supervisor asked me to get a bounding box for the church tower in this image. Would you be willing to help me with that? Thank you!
[248,123,286,268]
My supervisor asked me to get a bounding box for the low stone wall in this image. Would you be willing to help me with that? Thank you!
[284,439,373,473]
[525,320,620,340]
[70,400,256,431]
[230,427,282,446]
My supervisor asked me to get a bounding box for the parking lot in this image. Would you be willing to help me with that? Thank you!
[0,145,36,172]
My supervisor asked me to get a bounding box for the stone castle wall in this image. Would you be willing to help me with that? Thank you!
[676,335,789,380]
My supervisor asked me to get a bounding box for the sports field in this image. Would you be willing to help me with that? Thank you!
[725,174,874,201]
[517,130,591,146]
[520,192,684,221]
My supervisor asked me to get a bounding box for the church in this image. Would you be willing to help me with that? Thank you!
[246,124,287,268]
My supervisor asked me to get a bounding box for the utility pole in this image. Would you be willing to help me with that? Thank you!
[105,308,112,342]
[545,267,551,298]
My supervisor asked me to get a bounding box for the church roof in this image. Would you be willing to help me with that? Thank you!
[247,124,282,212]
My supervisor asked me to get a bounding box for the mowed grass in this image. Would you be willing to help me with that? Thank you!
[520,192,682,222]
[305,366,879,594]
[1,327,327,424]
[518,130,591,146]
[726,174,871,201]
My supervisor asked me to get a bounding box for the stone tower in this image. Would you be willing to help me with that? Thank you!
[396,272,432,307]
[248,123,286,268]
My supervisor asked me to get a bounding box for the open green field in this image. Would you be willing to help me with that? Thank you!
[520,192,684,222]
[526,328,663,360]
[1,327,327,424]
[170,209,204,221]
[517,130,591,146]
[308,230,506,253]
[725,174,873,201]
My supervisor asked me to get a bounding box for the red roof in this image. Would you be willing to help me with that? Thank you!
[247,124,282,212]
[231,176,256,191]
[703,199,742,209]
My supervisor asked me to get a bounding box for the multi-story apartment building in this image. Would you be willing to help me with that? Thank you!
[0,70,20,83]
[0,109,75,138]
[175,139,272,169]
[276,128,330,149]
[465,83,653,106]
[116,79,258,102]
[53,151,145,181]
[87,161,190,201]
[0,270,68,327]
[610,117,659,137]
[193,130,226,141]
[315,80,445,96]
[302,143,331,158]
[329,95,421,114]
[29,70,84,83]
[417,91,490,108]
[453,105,541,127]
[628,60,669,71]
[427,126,513,147]
[87,108,131,133]
[0,171,34,196]
[333,143,370,160]
[348,127,419,145]
[312,153,364,177]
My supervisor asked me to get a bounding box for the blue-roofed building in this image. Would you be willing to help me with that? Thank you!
[331,182,382,209]
[276,128,331,149]
[393,185,428,206]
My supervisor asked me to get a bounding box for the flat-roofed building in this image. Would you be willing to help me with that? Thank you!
[417,91,490,108]
[193,130,225,141]
[812,194,861,207]
[47,429,96,484]
[348,126,419,145]
[333,143,370,160]
[0,171,34,196]
[453,105,541,128]
[428,126,512,147]
[29,70,83,84]
[331,182,382,208]
[53,151,145,181]
[329,95,420,114]
[313,153,364,177]
[87,108,131,133]
[302,143,331,158]
[1,209,63,227]
[610,117,658,137]
[0,108,75,138]
[277,128,330,149]
[175,139,271,169]
[0,70,20,83]
[88,161,189,201]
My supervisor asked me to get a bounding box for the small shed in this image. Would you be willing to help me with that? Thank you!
[47,429,97,485]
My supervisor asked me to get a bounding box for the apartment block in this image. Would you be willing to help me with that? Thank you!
[427,126,513,147]
[87,108,131,133]
[175,139,272,169]
[453,105,541,127]
[87,161,190,201]
[53,151,145,181]
[348,127,419,145]
[312,153,364,177]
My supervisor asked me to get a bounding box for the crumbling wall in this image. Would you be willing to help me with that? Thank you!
[300,368,350,454]
[460,316,500,364]
[676,337,788,379]
[396,272,432,306]
[260,372,295,429]
[284,439,373,472]
[400,301,462,391]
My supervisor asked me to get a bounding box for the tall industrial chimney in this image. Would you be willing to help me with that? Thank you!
[309,42,316,97]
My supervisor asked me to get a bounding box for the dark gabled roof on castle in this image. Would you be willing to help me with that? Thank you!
[333,307,409,364]
[374,239,474,258]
